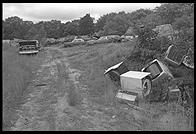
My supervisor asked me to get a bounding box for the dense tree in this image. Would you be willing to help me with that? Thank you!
[95,12,117,32]
[79,14,94,35]
[24,21,46,46]
[3,16,25,39]
[2,3,194,44]
[63,21,79,36]
[140,13,162,29]
[103,14,129,35]
[44,20,62,38]
[127,9,153,25]
[155,3,185,24]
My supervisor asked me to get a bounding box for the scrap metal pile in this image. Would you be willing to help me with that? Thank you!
[104,26,194,110]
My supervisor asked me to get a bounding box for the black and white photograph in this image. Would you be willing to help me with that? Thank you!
[2,3,194,131]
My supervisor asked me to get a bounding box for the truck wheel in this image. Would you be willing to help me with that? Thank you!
[142,77,152,98]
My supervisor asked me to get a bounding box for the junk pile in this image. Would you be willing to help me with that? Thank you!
[104,44,194,110]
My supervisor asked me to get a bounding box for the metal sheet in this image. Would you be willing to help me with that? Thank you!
[120,71,150,79]
[116,92,137,101]
[19,50,39,54]
[104,62,123,74]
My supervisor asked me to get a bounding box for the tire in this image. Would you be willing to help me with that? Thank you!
[142,77,152,98]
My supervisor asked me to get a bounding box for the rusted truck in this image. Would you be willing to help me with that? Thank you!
[18,40,40,55]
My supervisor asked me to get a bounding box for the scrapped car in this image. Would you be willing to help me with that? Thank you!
[121,35,134,42]
[19,40,40,55]
[94,36,111,44]
[106,35,121,42]
[98,36,108,40]
[71,38,84,43]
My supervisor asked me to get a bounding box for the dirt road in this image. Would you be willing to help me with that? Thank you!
[11,47,132,131]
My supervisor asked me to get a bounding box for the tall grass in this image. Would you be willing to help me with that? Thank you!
[66,80,82,106]
[67,42,135,106]
[66,41,193,130]
[3,42,44,130]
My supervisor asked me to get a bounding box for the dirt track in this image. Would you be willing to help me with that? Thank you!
[11,47,128,131]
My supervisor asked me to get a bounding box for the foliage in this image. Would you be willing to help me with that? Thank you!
[129,26,172,63]
[3,3,194,49]
[3,16,34,40]
[128,9,153,24]
[95,12,117,32]
[79,14,94,35]
[24,22,47,46]
[63,21,79,36]
[44,20,63,38]
[3,43,44,130]
[103,14,129,35]
[140,13,162,29]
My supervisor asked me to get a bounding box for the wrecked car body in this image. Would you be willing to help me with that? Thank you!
[19,40,40,55]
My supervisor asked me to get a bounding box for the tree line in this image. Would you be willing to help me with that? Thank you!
[3,3,194,43]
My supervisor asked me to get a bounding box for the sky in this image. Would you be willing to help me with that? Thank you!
[3,3,161,23]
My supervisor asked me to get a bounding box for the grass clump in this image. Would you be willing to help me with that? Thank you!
[66,80,82,107]
[3,43,44,130]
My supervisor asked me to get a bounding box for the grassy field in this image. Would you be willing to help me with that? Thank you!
[2,42,45,130]
[65,41,135,104]
[63,41,194,131]
[2,40,193,131]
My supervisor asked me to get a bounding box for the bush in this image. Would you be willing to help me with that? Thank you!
[129,28,172,64]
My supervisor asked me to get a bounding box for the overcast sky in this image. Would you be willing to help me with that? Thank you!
[3,3,161,23]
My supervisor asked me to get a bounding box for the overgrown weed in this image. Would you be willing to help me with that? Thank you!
[3,43,44,130]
